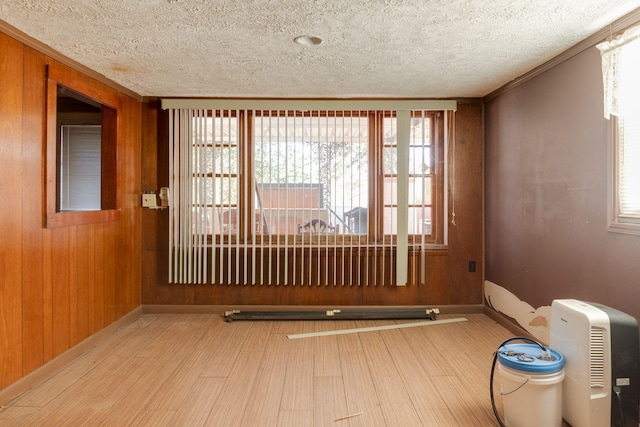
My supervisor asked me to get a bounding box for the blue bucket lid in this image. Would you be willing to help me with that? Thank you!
[498,343,565,374]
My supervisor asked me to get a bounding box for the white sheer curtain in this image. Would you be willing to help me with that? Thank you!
[597,24,640,119]
[598,24,640,222]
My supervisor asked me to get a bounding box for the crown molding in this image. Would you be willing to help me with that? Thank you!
[0,19,143,102]
[484,7,640,102]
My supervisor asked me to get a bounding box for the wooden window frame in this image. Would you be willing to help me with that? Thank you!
[609,115,640,235]
[205,109,445,246]
[45,65,121,228]
[375,111,443,245]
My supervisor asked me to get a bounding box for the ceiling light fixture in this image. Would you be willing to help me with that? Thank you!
[294,35,323,46]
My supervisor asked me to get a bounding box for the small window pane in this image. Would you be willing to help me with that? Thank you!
[253,113,369,235]
[409,206,432,235]
[383,177,397,205]
[383,147,397,174]
[212,146,238,174]
[409,146,432,174]
[214,177,238,205]
[383,177,432,205]
[384,206,432,235]
[383,206,397,234]
[409,177,432,204]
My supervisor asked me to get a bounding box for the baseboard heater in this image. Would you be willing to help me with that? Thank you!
[224,308,439,322]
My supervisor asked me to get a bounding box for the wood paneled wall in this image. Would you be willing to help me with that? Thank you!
[141,102,484,306]
[0,32,142,390]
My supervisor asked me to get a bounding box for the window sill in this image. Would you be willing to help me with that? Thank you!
[203,240,448,252]
[411,245,449,254]
[46,209,121,228]
[608,220,640,237]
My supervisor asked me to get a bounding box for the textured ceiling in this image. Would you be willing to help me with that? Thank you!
[1,0,639,98]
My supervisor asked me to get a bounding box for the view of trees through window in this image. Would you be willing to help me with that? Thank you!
[193,110,439,241]
[252,113,369,236]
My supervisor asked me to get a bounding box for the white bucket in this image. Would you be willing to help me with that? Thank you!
[498,363,565,427]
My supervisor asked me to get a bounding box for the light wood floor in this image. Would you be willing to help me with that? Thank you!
[0,313,517,426]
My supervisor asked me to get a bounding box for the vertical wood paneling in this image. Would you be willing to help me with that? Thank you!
[132,98,143,312]
[76,225,91,342]
[21,46,46,376]
[103,222,117,326]
[94,223,106,332]
[113,94,127,319]
[87,224,97,336]
[69,227,78,347]
[114,222,127,318]
[101,106,118,210]
[42,229,54,362]
[447,103,484,304]
[52,227,71,357]
[140,102,160,306]
[419,255,450,305]
[0,32,25,389]
[0,31,142,391]
[121,95,142,316]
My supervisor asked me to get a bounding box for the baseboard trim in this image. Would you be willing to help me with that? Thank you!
[142,304,485,315]
[483,305,538,340]
[0,306,143,406]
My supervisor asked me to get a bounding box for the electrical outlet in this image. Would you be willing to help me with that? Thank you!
[141,193,157,208]
[468,260,476,272]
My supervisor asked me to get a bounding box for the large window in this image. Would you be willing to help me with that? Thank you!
[191,110,443,244]
[598,25,640,234]
[166,100,455,285]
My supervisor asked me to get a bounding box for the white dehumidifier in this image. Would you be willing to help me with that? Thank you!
[550,299,639,427]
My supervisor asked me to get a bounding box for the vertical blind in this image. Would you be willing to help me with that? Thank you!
[163,99,456,286]
[59,125,102,211]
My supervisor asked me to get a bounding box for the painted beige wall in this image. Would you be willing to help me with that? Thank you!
[485,45,640,332]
